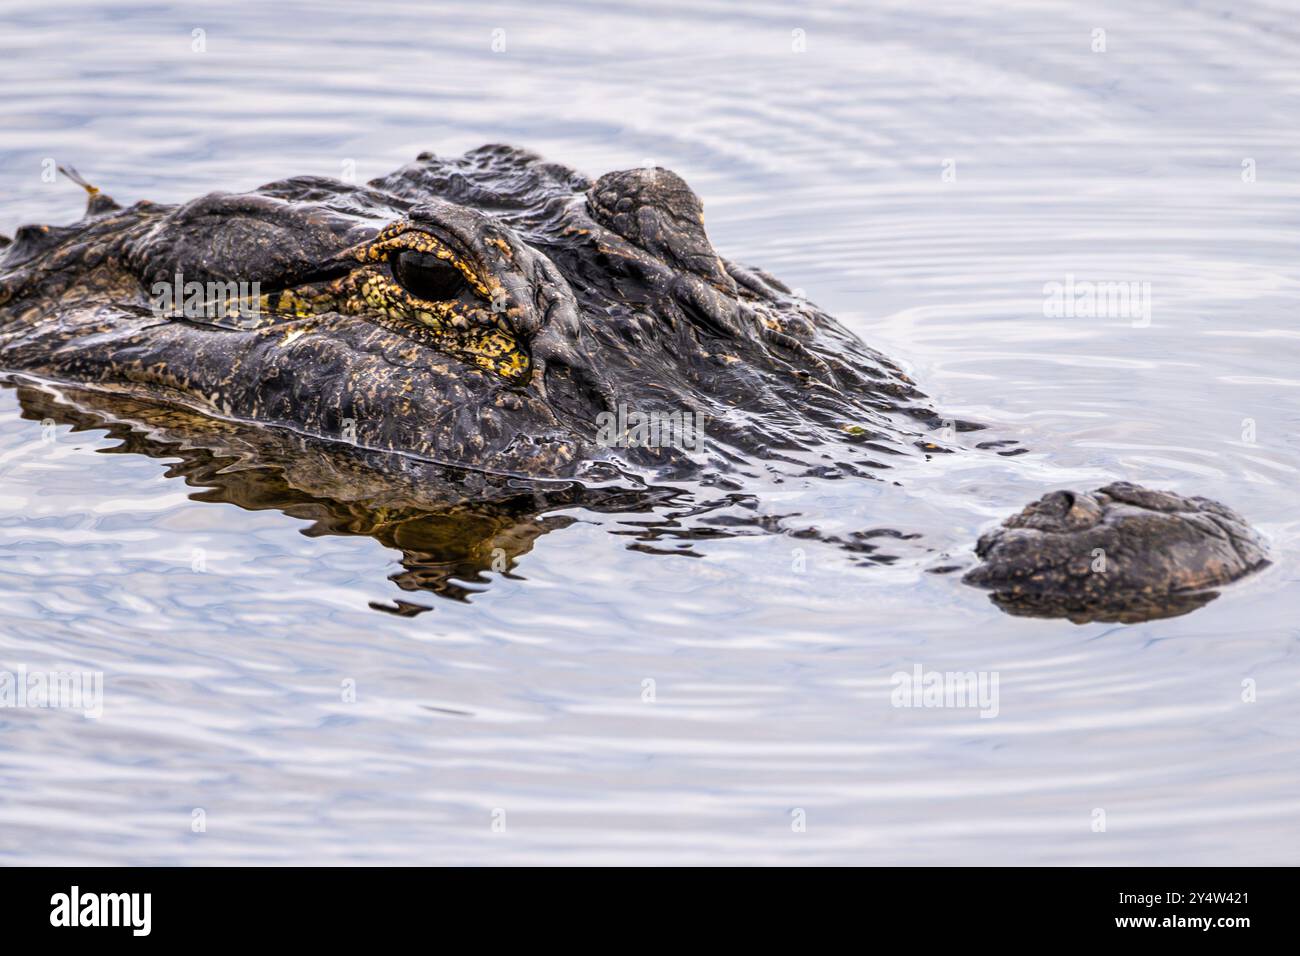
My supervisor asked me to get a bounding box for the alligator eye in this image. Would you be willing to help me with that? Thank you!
[390,249,468,301]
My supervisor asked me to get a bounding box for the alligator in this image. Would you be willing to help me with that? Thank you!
[0,145,1270,622]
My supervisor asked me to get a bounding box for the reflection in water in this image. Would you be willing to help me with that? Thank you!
[5,376,779,614]
[6,375,1228,626]
[984,588,1217,626]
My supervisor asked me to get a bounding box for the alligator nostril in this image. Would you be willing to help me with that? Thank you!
[1044,490,1075,515]
[1048,489,1104,529]
[1011,489,1103,533]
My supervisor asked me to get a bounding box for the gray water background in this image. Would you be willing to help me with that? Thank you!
[0,0,1298,864]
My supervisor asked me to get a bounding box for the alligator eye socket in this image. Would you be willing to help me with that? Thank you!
[390,249,468,301]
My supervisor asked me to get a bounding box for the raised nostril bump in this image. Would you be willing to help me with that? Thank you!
[1013,489,1103,533]
[1043,490,1075,515]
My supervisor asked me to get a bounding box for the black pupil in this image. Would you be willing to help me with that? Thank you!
[391,250,467,301]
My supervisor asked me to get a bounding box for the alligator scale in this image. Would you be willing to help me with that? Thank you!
[0,146,1269,621]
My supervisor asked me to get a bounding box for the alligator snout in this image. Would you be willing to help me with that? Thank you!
[963,481,1270,623]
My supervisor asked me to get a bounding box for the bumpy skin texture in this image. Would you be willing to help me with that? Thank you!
[963,483,1270,623]
[0,146,938,479]
[0,146,1270,622]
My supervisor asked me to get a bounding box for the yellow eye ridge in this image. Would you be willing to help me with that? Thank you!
[361,224,496,302]
[249,225,530,383]
[347,265,530,382]
[352,226,527,381]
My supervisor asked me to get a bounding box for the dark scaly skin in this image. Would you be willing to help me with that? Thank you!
[0,146,1270,622]
[0,147,937,477]
[962,483,1269,623]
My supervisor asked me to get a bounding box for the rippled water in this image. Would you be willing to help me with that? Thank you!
[2,0,1298,864]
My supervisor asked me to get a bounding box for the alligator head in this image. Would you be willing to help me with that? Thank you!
[0,146,1270,622]
[0,146,937,479]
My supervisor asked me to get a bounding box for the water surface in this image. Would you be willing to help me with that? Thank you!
[1,0,1298,864]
